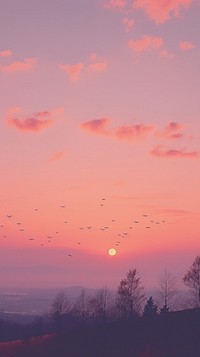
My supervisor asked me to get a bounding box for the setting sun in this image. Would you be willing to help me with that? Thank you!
[108,248,117,256]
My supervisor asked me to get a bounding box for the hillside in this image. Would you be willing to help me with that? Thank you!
[0,308,200,357]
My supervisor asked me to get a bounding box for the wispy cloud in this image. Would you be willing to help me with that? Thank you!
[156,122,185,140]
[81,118,154,141]
[151,145,199,158]
[179,41,196,51]
[160,49,175,59]
[133,0,193,24]
[114,124,154,140]
[104,0,127,10]
[87,62,107,72]
[0,50,12,57]
[128,36,164,54]
[6,108,64,133]
[59,54,108,81]
[49,151,65,162]
[0,58,37,72]
[81,118,111,135]
[122,17,135,32]
[87,53,108,73]
[59,62,84,82]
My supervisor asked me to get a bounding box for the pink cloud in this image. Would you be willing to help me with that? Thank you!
[151,145,199,158]
[59,62,84,82]
[81,118,111,135]
[122,17,135,32]
[104,0,127,9]
[0,58,37,72]
[133,0,193,24]
[81,118,154,141]
[0,50,12,57]
[7,110,55,132]
[160,49,175,59]
[87,61,108,72]
[179,41,196,51]
[156,121,185,140]
[49,151,65,162]
[128,36,164,53]
[114,124,154,140]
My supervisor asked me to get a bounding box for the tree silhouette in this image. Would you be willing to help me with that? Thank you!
[183,256,200,307]
[116,268,145,318]
[143,296,158,317]
[50,289,71,331]
[158,270,178,311]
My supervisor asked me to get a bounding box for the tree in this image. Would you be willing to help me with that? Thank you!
[88,287,113,322]
[158,270,178,311]
[116,268,145,318]
[143,296,158,318]
[183,256,200,307]
[73,289,90,325]
[50,289,71,330]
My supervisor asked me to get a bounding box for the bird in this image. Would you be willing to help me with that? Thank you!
[134,221,139,223]
[68,254,72,257]
[60,205,66,208]
[7,215,12,219]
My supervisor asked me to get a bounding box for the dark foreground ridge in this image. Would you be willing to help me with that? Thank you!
[0,307,200,357]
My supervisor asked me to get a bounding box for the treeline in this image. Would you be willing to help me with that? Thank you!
[0,255,199,342]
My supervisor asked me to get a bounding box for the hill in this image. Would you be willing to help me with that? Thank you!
[0,308,200,356]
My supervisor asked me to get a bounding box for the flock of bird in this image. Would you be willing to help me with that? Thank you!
[0,197,165,257]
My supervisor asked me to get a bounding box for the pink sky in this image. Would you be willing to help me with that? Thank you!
[0,0,200,291]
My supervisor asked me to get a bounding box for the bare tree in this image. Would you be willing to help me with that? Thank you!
[158,270,178,311]
[88,287,113,321]
[116,268,145,318]
[183,256,200,307]
[50,289,71,330]
[73,289,90,325]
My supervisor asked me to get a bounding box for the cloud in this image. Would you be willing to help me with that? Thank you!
[0,58,37,72]
[0,50,12,57]
[81,118,154,141]
[49,151,65,162]
[179,41,196,51]
[122,17,135,32]
[104,0,127,10]
[6,109,56,132]
[87,53,108,72]
[59,62,84,82]
[160,49,175,59]
[81,118,111,135]
[128,36,164,53]
[114,124,154,140]
[156,121,185,140]
[87,62,107,72]
[151,145,199,158]
[133,0,193,24]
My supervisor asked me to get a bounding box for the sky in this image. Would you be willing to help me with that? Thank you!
[0,0,200,291]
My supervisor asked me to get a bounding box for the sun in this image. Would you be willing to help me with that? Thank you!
[108,248,117,256]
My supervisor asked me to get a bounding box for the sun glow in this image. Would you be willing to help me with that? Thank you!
[108,248,117,256]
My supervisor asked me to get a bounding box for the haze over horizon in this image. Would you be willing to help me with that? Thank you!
[0,0,200,291]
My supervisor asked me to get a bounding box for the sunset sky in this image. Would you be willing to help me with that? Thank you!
[0,0,200,290]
